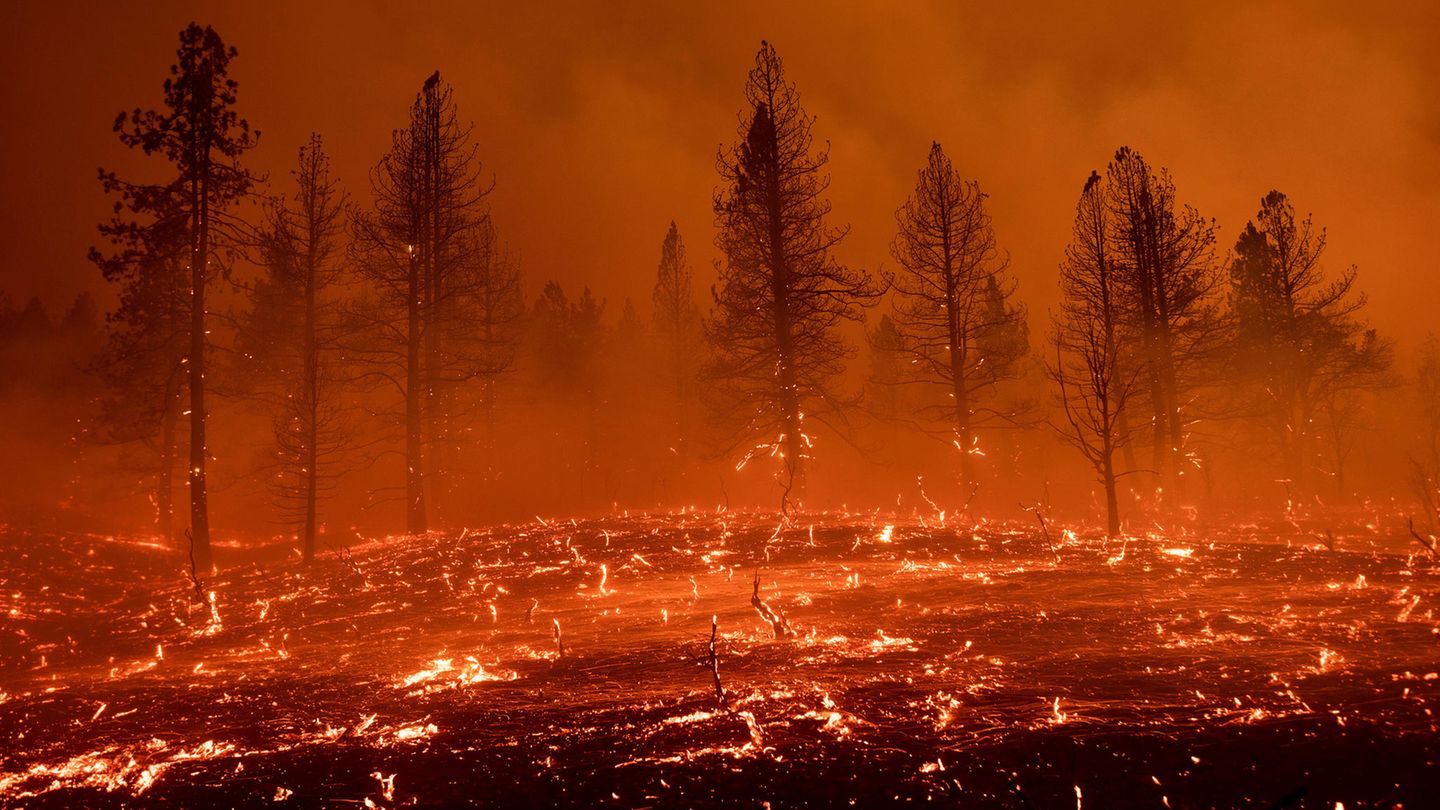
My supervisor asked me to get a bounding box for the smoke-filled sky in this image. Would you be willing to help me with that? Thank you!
[2,0,1437,348]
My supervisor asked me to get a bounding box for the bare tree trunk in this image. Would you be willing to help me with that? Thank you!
[423,87,449,530]
[187,124,213,572]
[951,357,974,500]
[405,250,426,534]
[1102,451,1120,537]
[424,283,445,527]
[767,164,804,506]
[302,251,319,563]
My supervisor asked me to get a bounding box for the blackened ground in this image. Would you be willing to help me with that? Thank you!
[0,513,1437,808]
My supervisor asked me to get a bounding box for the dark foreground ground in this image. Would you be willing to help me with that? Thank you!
[0,512,1437,808]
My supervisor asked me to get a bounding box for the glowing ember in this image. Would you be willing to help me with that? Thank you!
[0,514,1435,805]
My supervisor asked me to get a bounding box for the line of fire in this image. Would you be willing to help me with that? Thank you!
[1,8,1437,809]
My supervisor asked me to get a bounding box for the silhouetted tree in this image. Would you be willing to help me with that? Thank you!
[60,294,101,341]
[464,220,523,491]
[349,71,494,532]
[240,134,347,563]
[531,282,607,502]
[650,222,701,468]
[1050,172,1141,537]
[705,41,879,509]
[95,23,260,570]
[1229,190,1391,497]
[865,314,906,421]
[884,142,1028,501]
[1104,147,1222,502]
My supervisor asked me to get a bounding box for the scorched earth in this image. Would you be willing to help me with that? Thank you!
[1,512,1437,807]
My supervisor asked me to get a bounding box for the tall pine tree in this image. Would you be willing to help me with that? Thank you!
[885,142,1028,502]
[705,41,878,509]
[95,23,259,568]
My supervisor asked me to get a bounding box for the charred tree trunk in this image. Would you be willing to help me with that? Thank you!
[950,343,974,499]
[301,242,320,563]
[766,152,804,507]
[1102,450,1120,537]
[187,99,213,572]
[405,249,427,534]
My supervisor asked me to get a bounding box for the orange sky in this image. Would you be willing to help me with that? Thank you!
[2,0,1437,351]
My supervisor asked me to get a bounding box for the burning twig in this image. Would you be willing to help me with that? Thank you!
[552,618,565,659]
[1406,517,1437,561]
[960,481,979,518]
[751,570,794,638]
[1026,506,1060,562]
[707,615,728,711]
[327,539,366,584]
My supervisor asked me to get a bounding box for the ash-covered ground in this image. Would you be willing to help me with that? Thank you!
[1,513,1437,808]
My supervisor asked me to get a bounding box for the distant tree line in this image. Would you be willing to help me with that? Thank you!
[53,25,1426,559]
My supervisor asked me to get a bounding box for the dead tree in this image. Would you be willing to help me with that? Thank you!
[243,134,349,563]
[1406,518,1437,561]
[885,142,1028,501]
[704,41,880,510]
[1104,148,1222,502]
[708,615,728,710]
[348,71,496,533]
[1049,171,1141,537]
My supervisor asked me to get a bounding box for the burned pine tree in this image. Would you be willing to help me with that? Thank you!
[349,71,495,533]
[705,41,879,508]
[884,142,1028,502]
[94,24,259,568]
[1229,190,1391,499]
[650,222,702,470]
[1103,147,1223,503]
[1049,172,1140,537]
[465,220,523,495]
[239,134,348,563]
[865,315,907,421]
[530,282,609,506]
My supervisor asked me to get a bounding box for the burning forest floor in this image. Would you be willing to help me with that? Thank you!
[1,513,1438,808]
